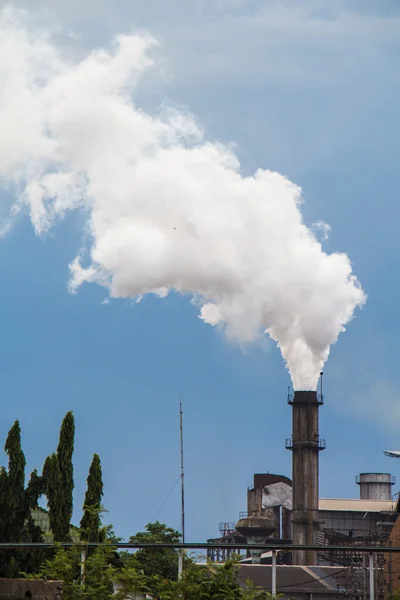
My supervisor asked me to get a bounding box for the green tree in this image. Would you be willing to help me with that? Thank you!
[2,421,27,541]
[148,558,274,600]
[38,541,149,600]
[43,411,75,541]
[42,453,63,541]
[0,421,44,576]
[56,411,75,539]
[38,548,267,600]
[80,454,104,542]
[126,521,181,581]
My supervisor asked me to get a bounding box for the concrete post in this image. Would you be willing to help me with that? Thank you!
[272,549,277,597]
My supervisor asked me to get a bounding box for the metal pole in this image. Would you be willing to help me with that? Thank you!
[272,550,277,597]
[178,396,185,579]
[80,548,86,584]
[369,553,374,600]
[362,553,366,600]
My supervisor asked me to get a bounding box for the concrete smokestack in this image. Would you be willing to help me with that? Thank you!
[286,389,325,565]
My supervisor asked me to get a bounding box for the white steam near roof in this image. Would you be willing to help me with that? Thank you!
[0,8,366,390]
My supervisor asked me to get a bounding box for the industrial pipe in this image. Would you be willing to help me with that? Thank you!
[369,553,375,600]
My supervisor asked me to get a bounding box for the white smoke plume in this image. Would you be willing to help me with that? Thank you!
[0,8,366,390]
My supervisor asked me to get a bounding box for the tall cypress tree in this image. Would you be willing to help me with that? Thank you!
[43,411,75,541]
[3,421,25,541]
[80,453,104,542]
[56,411,75,540]
[42,453,63,541]
[0,422,43,576]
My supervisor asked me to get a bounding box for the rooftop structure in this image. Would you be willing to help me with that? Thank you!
[384,451,400,458]
[237,565,373,600]
[318,498,396,512]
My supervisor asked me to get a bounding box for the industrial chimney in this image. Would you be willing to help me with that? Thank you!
[356,473,395,501]
[286,377,325,565]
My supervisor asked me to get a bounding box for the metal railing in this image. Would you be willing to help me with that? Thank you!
[218,522,236,534]
[356,475,396,485]
[285,437,326,451]
[0,541,396,552]
[287,392,324,405]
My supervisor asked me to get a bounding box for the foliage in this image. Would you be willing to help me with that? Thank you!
[125,521,181,581]
[38,540,149,600]
[149,559,241,599]
[0,415,279,599]
[42,453,63,541]
[148,559,276,600]
[242,581,283,600]
[0,421,44,577]
[37,546,275,600]
[56,411,75,540]
[43,411,75,541]
[80,454,104,542]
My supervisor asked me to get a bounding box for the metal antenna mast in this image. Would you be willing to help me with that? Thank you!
[178,395,185,578]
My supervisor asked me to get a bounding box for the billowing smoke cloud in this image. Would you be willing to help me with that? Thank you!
[0,8,366,390]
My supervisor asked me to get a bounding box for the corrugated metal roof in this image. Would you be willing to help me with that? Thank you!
[237,565,355,594]
[319,498,395,512]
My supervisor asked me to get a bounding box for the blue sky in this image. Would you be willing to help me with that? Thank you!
[1,0,400,542]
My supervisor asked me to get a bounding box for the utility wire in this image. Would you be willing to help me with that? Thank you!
[276,566,350,590]
[150,474,181,523]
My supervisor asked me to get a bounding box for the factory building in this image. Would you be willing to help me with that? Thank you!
[249,472,397,562]
[236,565,367,600]
[208,471,398,568]
[283,380,398,566]
[208,379,399,599]
[385,513,400,594]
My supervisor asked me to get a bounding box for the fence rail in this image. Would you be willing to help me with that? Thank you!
[0,542,397,552]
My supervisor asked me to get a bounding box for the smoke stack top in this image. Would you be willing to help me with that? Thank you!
[0,10,366,391]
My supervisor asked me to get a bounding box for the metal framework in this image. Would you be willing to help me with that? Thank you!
[219,523,236,536]
[384,451,400,459]
[207,523,244,562]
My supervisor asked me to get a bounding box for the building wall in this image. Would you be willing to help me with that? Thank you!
[385,513,400,594]
[247,486,263,515]
[282,507,292,540]
[0,578,62,599]
[319,509,390,537]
